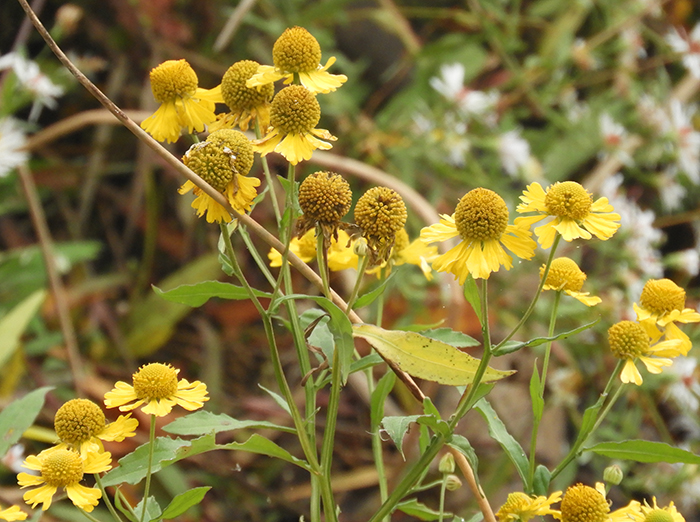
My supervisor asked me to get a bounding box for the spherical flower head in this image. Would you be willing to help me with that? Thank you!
[558,484,609,522]
[273,27,322,74]
[354,187,407,262]
[454,188,509,243]
[497,491,563,522]
[640,279,685,317]
[221,60,274,113]
[54,399,106,446]
[609,321,649,361]
[544,181,593,221]
[149,59,198,103]
[104,362,209,417]
[299,171,352,225]
[541,257,586,292]
[270,85,321,136]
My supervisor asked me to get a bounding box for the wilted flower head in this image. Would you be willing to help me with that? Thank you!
[354,187,407,263]
[297,171,352,244]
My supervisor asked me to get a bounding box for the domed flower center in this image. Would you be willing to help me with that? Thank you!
[645,509,674,522]
[541,257,586,292]
[54,399,106,445]
[544,182,593,221]
[454,188,509,242]
[149,59,198,104]
[560,484,610,522]
[639,278,685,316]
[499,492,532,515]
[608,321,649,360]
[270,86,321,135]
[354,187,407,241]
[207,129,255,176]
[183,130,254,193]
[272,26,322,73]
[298,171,352,224]
[221,60,274,111]
[41,449,84,488]
[133,363,179,401]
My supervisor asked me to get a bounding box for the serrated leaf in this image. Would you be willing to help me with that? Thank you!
[585,440,700,464]
[159,487,210,520]
[0,387,52,457]
[353,324,514,386]
[397,498,452,520]
[0,289,46,368]
[420,328,480,348]
[492,320,598,356]
[153,281,271,307]
[162,410,294,436]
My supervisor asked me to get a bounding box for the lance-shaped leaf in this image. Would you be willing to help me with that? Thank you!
[353,324,514,386]
[585,440,700,464]
[492,319,599,356]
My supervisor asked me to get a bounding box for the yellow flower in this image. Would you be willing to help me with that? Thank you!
[253,85,336,165]
[354,187,408,264]
[554,483,609,522]
[246,26,347,94]
[140,59,223,143]
[421,188,536,282]
[0,505,26,521]
[367,228,439,280]
[210,60,273,132]
[268,229,358,271]
[54,398,138,457]
[496,491,562,522]
[18,447,111,512]
[634,278,700,355]
[541,257,601,306]
[515,181,621,249]
[608,320,684,385]
[620,497,685,522]
[104,363,209,417]
[178,129,260,223]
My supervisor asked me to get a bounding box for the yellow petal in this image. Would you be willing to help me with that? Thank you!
[565,290,601,307]
[534,219,559,249]
[420,215,459,243]
[104,381,139,409]
[553,217,591,242]
[582,212,621,240]
[275,133,315,165]
[16,473,44,488]
[298,67,347,94]
[638,355,672,374]
[141,398,176,417]
[22,484,56,511]
[517,182,547,212]
[99,414,138,442]
[246,66,284,89]
[140,102,182,143]
[65,483,102,513]
[620,359,642,385]
[0,505,28,521]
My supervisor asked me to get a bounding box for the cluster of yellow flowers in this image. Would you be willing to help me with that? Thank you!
[15,363,208,514]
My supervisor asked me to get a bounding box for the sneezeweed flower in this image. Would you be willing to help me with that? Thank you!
[353,187,408,264]
[246,26,347,94]
[104,362,209,417]
[253,85,336,165]
[622,497,685,522]
[554,483,608,522]
[0,505,26,521]
[140,59,223,143]
[608,320,684,385]
[540,257,601,306]
[54,398,138,457]
[634,278,700,355]
[515,181,621,249]
[178,129,259,223]
[18,447,111,512]
[268,229,358,271]
[421,188,536,282]
[297,171,352,245]
[367,228,439,280]
[210,60,274,132]
[496,491,562,522]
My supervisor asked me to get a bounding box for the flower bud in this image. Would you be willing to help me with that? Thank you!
[438,453,455,474]
[603,465,623,486]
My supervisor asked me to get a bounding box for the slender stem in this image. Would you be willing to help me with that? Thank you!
[319,328,342,508]
[438,474,447,522]
[375,266,388,327]
[238,226,278,289]
[367,370,390,522]
[79,510,105,522]
[140,415,156,522]
[94,474,124,522]
[254,117,282,224]
[346,255,371,315]
[316,228,331,298]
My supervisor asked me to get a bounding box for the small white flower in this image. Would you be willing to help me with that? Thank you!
[430,63,499,118]
[0,52,64,110]
[0,118,28,177]
[498,129,530,177]
[599,113,633,165]
[658,168,687,211]
[665,357,700,412]
[669,99,700,183]
[666,23,700,78]
[637,94,670,133]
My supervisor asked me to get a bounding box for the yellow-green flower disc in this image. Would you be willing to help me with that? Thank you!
[645,509,674,522]
[207,129,255,176]
[298,171,352,224]
[640,279,686,316]
[608,321,649,360]
[498,492,532,520]
[541,257,586,292]
[41,449,84,487]
[183,130,253,192]
[270,85,321,135]
[54,399,106,445]
[544,182,593,220]
[149,59,198,103]
[354,187,407,242]
[560,484,610,522]
[272,26,322,73]
[132,363,179,401]
[221,60,274,111]
[454,188,509,242]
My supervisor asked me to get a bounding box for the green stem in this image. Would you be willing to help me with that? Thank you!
[254,117,282,224]
[316,227,331,298]
[319,327,342,505]
[80,510,106,522]
[94,474,124,522]
[375,266,388,327]
[438,475,447,522]
[140,415,156,522]
[527,289,561,489]
[346,255,371,315]
[238,226,278,289]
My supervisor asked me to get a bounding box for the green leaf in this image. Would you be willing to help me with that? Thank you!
[354,272,396,309]
[137,497,161,522]
[370,371,396,428]
[449,434,480,490]
[397,498,452,520]
[462,275,482,323]
[530,363,544,423]
[258,384,292,416]
[474,398,530,491]
[158,487,211,520]
[350,353,384,375]
[114,488,139,522]
[492,320,599,356]
[0,387,52,457]
[153,281,271,307]
[220,434,311,471]
[381,415,422,459]
[585,440,700,464]
[353,324,514,386]
[0,289,46,368]
[420,327,480,348]
[571,393,606,450]
[163,410,295,436]
[533,465,551,496]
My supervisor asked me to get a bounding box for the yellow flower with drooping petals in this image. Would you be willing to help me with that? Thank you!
[253,85,336,165]
[620,497,685,522]
[140,59,223,143]
[18,447,111,512]
[515,181,621,249]
[421,188,536,282]
[246,26,347,94]
[540,257,601,306]
[634,278,700,355]
[104,363,208,417]
[496,491,562,522]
